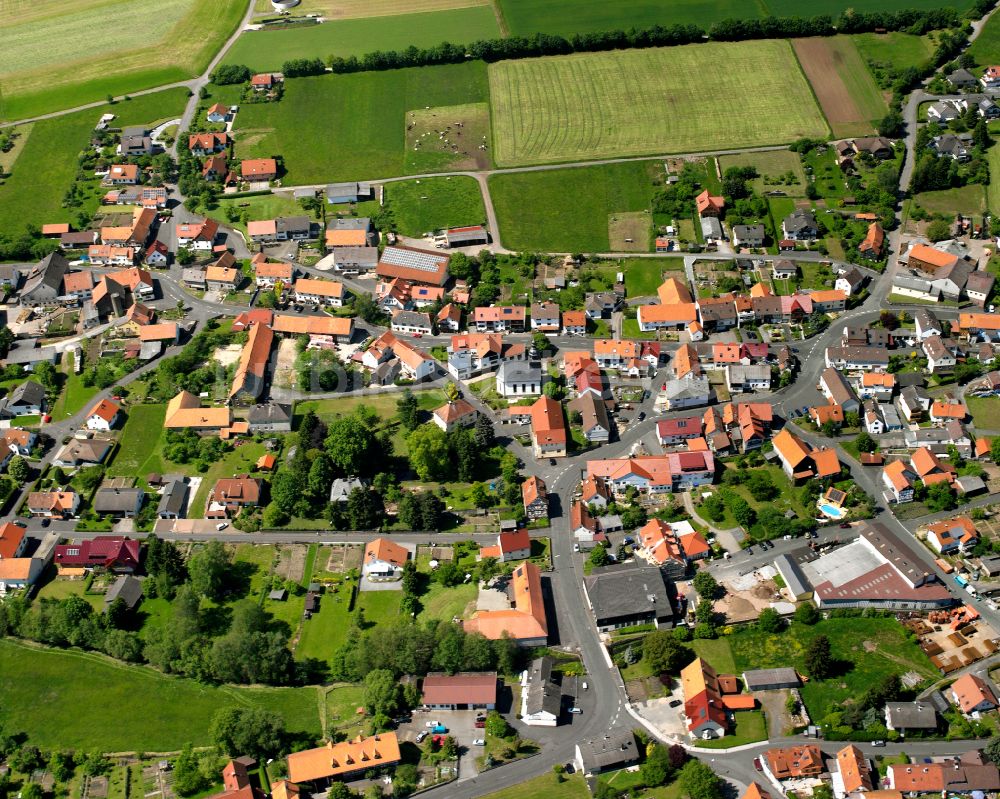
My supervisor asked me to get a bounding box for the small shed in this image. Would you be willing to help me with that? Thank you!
[269,589,288,601]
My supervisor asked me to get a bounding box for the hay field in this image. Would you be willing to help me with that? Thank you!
[792,37,886,138]
[489,161,659,251]
[488,41,830,167]
[225,6,499,70]
[0,0,245,121]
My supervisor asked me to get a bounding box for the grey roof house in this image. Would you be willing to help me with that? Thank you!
[330,477,366,503]
[574,731,638,776]
[93,487,145,518]
[104,575,144,610]
[582,562,674,632]
[0,380,46,418]
[20,252,69,305]
[157,479,188,519]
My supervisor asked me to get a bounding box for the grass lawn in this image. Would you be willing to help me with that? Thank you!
[357,590,403,626]
[189,443,269,519]
[689,637,737,674]
[698,463,814,533]
[49,352,101,421]
[697,710,767,748]
[224,7,499,70]
[968,396,1000,430]
[479,772,590,799]
[34,572,104,611]
[488,41,828,166]
[1,2,245,122]
[0,639,321,751]
[911,185,987,217]
[416,581,477,624]
[325,684,367,733]
[216,193,315,236]
[0,89,190,232]
[621,318,655,340]
[727,618,938,722]
[489,161,659,251]
[853,31,934,73]
[620,257,685,297]
[106,404,168,478]
[296,584,357,665]
[385,176,486,236]
[295,390,447,426]
[718,150,807,196]
[231,62,488,184]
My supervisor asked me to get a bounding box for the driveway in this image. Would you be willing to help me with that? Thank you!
[405,708,482,781]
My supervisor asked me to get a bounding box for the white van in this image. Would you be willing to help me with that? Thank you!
[216,522,228,531]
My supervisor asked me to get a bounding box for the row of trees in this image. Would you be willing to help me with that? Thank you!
[317,9,962,76]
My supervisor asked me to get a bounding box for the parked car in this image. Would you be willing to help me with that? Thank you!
[753,758,762,771]
[872,740,886,747]
[623,536,634,545]
[432,724,448,734]
[637,411,646,422]
[472,739,485,746]
[474,720,486,729]
[568,707,582,714]
[669,699,682,708]
[425,721,441,728]
[415,732,428,743]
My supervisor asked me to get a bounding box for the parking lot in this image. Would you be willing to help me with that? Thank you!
[398,708,485,779]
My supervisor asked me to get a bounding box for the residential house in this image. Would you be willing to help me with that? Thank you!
[205,253,242,294]
[437,303,461,333]
[819,367,861,413]
[473,305,526,333]
[930,400,966,423]
[782,210,818,241]
[522,476,548,520]
[93,487,144,518]
[824,346,890,372]
[53,436,113,469]
[530,396,567,458]
[696,190,724,217]
[951,673,998,714]
[431,399,478,433]
[925,516,979,554]
[772,428,841,482]
[732,224,765,248]
[593,339,640,370]
[810,289,847,312]
[582,563,674,632]
[899,385,932,422]
[206,476,262,518]
[188,132,230,156]
[773,259,797,280]
[637,301,699,331]
[656,415,703,446]
[661,377,712,410]
[86,398,122,431]
[562,310,586,335]
[882,461,917,504]
[857,372,895,402]
[530,302,561,333]
[294,278,346,307]
[884,702,938,735]
[28,491,80,519]
[0,381,46,418]
[966,271,995,307]
[725,364,771,393]
[254,258,293,288]
[568,392,611,443]
[680,658,728,739]
[176,218,219,251]
[835,745,874,797]
[762,745,824,782]
[480,529,531,563]
[585,292,622,320]
[520,656,561,727]
[574,731,639,778]
[363,537,410,581]
[240,158,278,183]
[164,390,233,433]
[54,536,139,570]
[103,164,139,186]
[914,308,943,340]
[359,331,437,383]
[857,223,885,260]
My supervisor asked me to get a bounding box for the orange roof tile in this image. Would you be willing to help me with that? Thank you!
[287,735,401,783]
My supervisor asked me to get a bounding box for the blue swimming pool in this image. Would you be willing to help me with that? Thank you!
[818,503,845,519]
